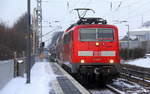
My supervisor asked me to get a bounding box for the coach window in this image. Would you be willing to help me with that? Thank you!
[70,30,73,41]
[58,37,62,44]
[64,32,71,44]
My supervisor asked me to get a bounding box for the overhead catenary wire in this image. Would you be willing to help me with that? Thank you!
[46,0,150,30]
[72,0,82,8]
[114,1,122,11]
[105,0,149,15]
[83,0,93,8]
[128,9,150,20]
[41,26,62,38]
[106,0,150,25]
[127,1,150,14]
[116,0,141,10]
[113,1,150,26]
[118,0,150,15]
[69,0,94,10]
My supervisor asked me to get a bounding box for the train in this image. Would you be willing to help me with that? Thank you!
[49,17,121,83]
[49,32,63,61]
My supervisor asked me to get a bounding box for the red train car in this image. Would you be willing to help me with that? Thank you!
[56,18,120,82]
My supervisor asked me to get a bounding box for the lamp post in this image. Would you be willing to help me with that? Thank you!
[27,0,31,84]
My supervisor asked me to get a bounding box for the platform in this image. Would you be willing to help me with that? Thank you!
[50,62,90,94]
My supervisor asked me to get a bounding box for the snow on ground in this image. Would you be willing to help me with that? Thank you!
[90,89,114,94]
[123,57,150,68]
[112,78,148,94]
[0,62,56,94]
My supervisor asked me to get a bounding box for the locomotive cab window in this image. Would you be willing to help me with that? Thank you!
[79,28,114,41]
[97,28,114,41]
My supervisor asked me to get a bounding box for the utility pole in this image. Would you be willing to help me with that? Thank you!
[27,0,31,84]
[141,15,144,26]
[126,25,130,60]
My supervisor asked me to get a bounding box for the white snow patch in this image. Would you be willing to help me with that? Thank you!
[90,89,114,94]
[113,80,136,88]
[17,59,24,63]
[113,78,149,94]
[0,62,56,94]
[124,57,150,68]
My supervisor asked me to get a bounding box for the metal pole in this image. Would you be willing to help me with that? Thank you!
[27,0,31,84]
[126,25,130,59]
[37,0,42,54]
[14,52,17,77]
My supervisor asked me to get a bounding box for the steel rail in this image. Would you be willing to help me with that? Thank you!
[88,85,125,94]
[106,85,125,94]
[120,64,150,86]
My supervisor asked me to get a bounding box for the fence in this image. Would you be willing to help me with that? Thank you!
[0,60,14,89]
[0,55,35,90]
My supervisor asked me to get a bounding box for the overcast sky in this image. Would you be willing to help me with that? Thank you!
[1,0,150,45]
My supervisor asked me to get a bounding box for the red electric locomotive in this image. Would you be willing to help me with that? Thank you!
[55,17,120,83]
[54,8,120,83]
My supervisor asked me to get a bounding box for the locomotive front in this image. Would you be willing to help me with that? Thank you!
[72,24,120,76]
[59,18,121,83]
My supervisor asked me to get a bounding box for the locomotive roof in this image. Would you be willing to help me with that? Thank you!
[66,17,107,31]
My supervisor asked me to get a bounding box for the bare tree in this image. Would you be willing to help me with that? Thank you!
[0,13,28,60]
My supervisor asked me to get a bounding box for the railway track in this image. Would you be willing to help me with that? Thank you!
[89,77,150,94]
[86,63,150,94]
[59,63,126,94]
[111,78,150,94]
[89,84,125,94]
[106,85,125,94]
[53,62,150,93]
[120,64,150,87]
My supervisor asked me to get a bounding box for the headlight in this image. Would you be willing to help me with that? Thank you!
[81,59,85,63]
[96,42,99,46]
[109,59,114,64]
